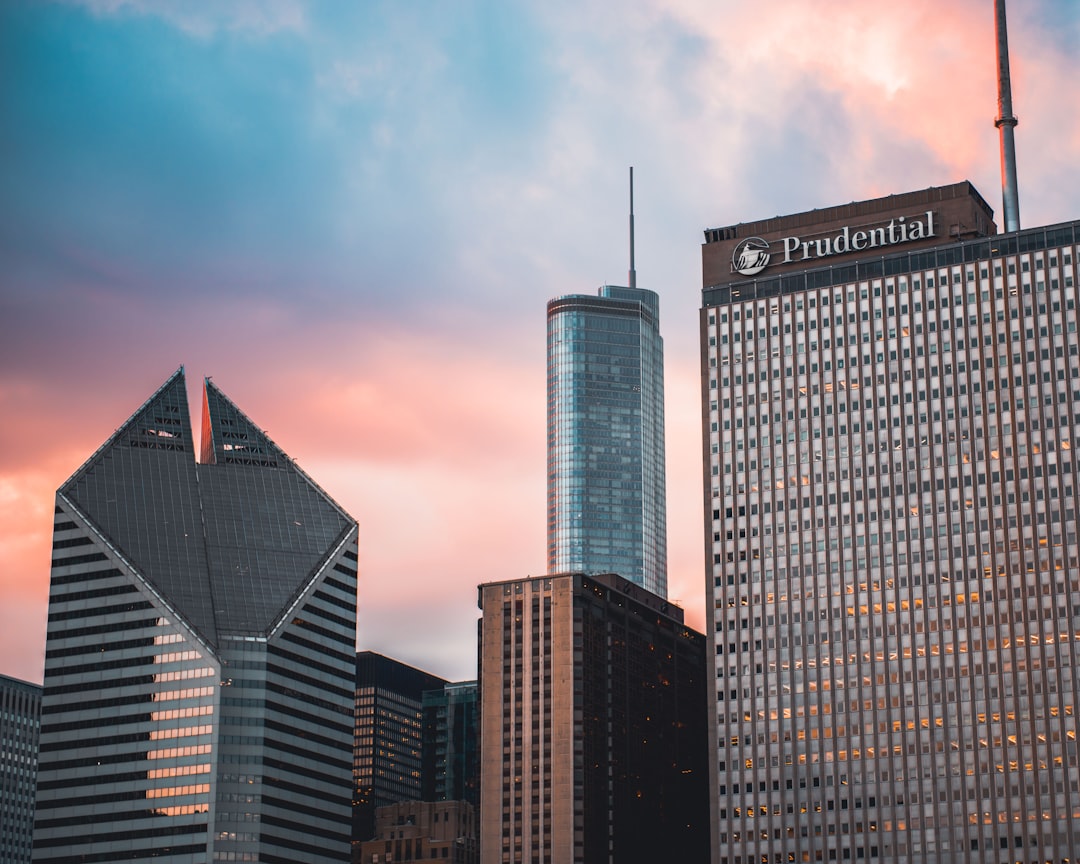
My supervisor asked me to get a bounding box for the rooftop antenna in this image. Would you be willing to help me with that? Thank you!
[628,167,637,288]
[995,0,1021,231]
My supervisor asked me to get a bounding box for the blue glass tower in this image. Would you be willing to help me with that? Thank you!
[547,285,667,597]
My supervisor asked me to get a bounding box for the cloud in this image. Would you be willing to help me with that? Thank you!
[0,462,61,682]
[342,456,543,681]
[2,0,1079,686]
[67,0,307,38]
[0,597,48,684]
[0,313,548,683]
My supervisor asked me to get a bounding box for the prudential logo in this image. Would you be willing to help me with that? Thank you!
[732,237,771,276]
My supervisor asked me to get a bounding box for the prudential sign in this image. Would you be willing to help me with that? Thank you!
[731,210,937,277]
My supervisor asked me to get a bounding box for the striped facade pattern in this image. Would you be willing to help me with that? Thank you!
[703,212,1080,863]
[33,370,358,863]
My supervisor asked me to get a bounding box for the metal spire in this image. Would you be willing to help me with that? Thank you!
[995,0,1021,231]
[628,167,637,289]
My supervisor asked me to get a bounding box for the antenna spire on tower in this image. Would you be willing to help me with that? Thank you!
[628,167,637,289]
[995,0,1021,231]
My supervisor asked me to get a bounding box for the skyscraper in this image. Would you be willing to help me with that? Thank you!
[1,673,41,864]
[547,285,667,596]
[422,680,478,808]
[701,182,1080,862]
[353,652,446,841]
[32,369,359,864]
[477,573,709,864]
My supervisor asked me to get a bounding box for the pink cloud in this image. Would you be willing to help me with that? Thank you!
[0,318,551,683]
[5,0,1076,686]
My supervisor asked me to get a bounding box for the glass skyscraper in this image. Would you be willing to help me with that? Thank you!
[352,652,446,842]
[32,369,359,864]
[422,680,478,808]
[701,182,1080,863]
[547,285,667,597]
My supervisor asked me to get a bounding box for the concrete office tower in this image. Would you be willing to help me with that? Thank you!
[422,680,478,808]
[1,673,41,864]
[547,286,667,597]
[32,369,359,864]
[477,573,709,864]
[353,652,446,841]
[701,182,1080,862]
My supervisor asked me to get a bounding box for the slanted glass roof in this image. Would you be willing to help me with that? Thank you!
[61,369,355,648]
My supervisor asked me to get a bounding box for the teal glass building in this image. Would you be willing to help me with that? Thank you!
[422,680,478,808]
[547,285,667,597]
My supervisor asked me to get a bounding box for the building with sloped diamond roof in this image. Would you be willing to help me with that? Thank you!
[32,368,359,864]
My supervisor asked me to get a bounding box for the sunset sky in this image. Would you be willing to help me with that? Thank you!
[2,0,1078,684]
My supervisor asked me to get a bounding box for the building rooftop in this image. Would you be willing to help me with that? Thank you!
[701,181,1002,290]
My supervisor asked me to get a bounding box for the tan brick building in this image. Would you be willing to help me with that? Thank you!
[352,800,477,864]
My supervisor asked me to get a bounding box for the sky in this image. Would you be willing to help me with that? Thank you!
[2,0,1078,685]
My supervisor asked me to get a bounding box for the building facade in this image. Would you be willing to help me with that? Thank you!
[32,369,359,864]
[353,652,446,842]
[478,573,709,864]
[422,680,478,809]
[1,673,41,864]
[352,799,477,864]
[547,286,668,596]
[701,182,1080,862]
